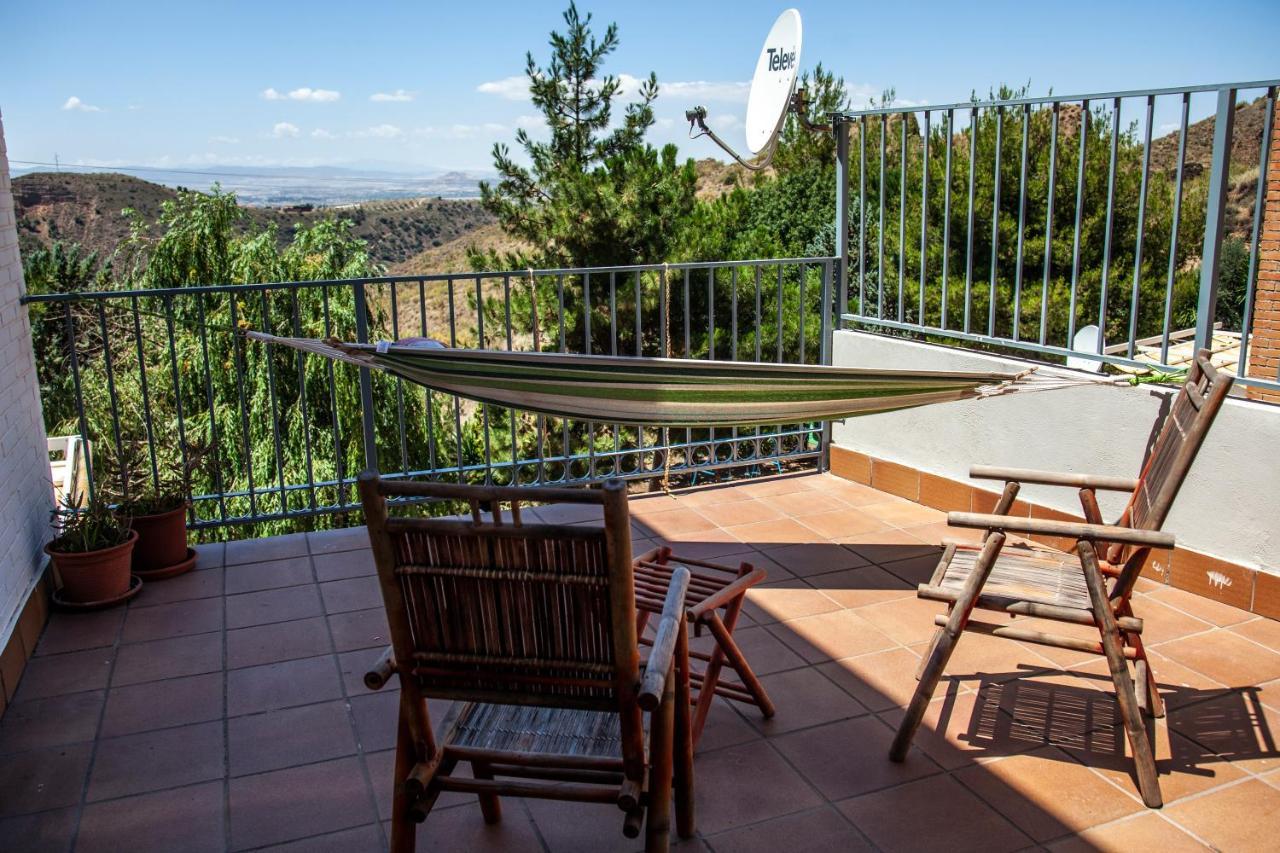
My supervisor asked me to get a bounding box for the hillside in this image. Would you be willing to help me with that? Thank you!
[13,171,493,270]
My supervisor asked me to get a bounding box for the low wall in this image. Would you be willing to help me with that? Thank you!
[830,329,1280,615]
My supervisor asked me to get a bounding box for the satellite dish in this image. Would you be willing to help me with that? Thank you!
[685,8,817,170]
[745,9,803,155]
[1066,325,1105,373]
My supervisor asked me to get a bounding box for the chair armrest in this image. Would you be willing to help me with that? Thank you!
[970,465,1139,493]
[363,646,397,690]
[686,567,768,619]
[948,512,1175,549]
[639,566,691,711]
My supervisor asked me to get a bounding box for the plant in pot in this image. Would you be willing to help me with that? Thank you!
[45,500,140,609]
[113,441,204,580]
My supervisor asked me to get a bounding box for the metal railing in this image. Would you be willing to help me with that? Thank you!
[831,79,1280,392]
[23,258,835,530]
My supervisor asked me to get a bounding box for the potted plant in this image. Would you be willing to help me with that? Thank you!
[113,443,204,580]
[45,500,140,608]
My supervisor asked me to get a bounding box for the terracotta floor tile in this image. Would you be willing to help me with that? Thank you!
[795,508,893,542]
[100,672,223,737]
[0,690,103,753]
[908,631,1056,690]
[1164,779,1280,851]
[320,576,383,615]
[526,793,688,853]
[409,799,544,853]
[1045,812,1210,852]
[655,529,757,561]
[227,616,332,669]
[760,488,852,517]
[807,564,913,610]
[229,700,357,776]
[227,655,343,717]
[1167,688,1280,775]
[225,532,309,566]
[313,548,376,582]
[130,566,224,608]
[694,497,785,528]
[192,541,225,567]
[0,807,77,852]
[121,596,223,644]
[743,579,842,624]
[704,805,872,853]
[1158,629,1280,686]
[839,772,1032,853]
[953,746,1143,842]
[749,666,867,735]
[33,609,124,657]
[816,647,925,713]
[1129,649,1228,712]
[224,556,314,595]
[77,781,225,853]
[1147,585,1252,627]
[0,743,93,818]
[643,508,721,538]
[774,715,940,800]
[724,625,807,676]
[855,595,949,647]
[877,682,1042,770]
[875,551,948,586]
[253,824,386,852]
[818,477,893,507]
[348,690,401,752]
[228,757,376,850]
[1127,598,1214,647]
[769,609,896,664]
[729,476,816,499]
[226,584,323,630]
[726,517,829,545]
[306,525,370,554]
[328,607,391,653]
[87,720,224,801]
[842,531,942,565]
[694,701,764,754]
[13,648,112,701]
[688,740,824,835]
[859,499,947,529]
[756,542,869,578]
[1228,615,1280,649]
[111,631,222,686]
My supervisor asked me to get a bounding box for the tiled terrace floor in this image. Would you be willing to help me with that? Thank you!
[4,472,1280,852]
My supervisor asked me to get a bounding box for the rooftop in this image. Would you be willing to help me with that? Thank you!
[3,472,1279,852]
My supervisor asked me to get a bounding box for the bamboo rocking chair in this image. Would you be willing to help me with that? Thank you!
[889,350,1234,809]
[358,473,695,853]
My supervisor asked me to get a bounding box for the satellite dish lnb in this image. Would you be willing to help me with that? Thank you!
[686,8,809,170]
[745,8,802,155]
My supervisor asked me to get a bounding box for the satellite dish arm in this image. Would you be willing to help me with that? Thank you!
[789,87,831,133]
[685,106,780,172]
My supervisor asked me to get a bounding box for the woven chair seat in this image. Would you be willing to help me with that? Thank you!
[633,560,734,613]
[453,702,634,759]
[939,543,1090,610]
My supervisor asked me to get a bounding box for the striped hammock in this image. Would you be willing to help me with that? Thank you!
[247,332,1029,428]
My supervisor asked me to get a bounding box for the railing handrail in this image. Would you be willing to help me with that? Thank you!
[830,78,1280,120]
[20,256,839,304]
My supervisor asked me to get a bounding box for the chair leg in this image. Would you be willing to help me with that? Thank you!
[891,533,1006,763]
[471,761,502,824]
[1136,652,1165,719]
[674,621,695,839]
[915,605,952,681]
[704,613,774,718]
[390,697,418,853]
[645,671,675,853]
[1079,543,1163,808]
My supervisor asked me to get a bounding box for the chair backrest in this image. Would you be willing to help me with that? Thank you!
[1122,350,1234,533]
[358,473,642,719]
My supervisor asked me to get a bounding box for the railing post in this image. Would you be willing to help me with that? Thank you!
[1195,87,1237,353]
[353,281,379,472]
[834,116,851,323]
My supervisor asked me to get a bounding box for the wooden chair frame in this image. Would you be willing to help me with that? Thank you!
[889,350,1234,809]
[633,547,775,742]
[359,473,695,853]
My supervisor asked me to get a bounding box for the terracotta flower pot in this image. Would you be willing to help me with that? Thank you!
[126,504,191,575]
[46,529,138,605]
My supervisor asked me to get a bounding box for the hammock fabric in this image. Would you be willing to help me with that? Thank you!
[247,332,1027,428]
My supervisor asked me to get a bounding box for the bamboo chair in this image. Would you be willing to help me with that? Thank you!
[358,473,695,853]
[889,350,1234,809]
[633,546,775,742]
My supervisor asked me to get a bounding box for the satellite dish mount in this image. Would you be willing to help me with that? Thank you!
[685,8,825,171]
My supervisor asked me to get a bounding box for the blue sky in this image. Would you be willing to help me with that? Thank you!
[3,0,1275,174]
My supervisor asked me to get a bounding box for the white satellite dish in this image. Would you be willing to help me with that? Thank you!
[1066,325,1106,373]
[686,8,816,170]
[744,8,803,155]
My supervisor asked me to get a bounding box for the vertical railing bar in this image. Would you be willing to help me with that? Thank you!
[1238,87,1276,376]
[352,282,379,475]
[288,290,315,512]
[707,268,715,359]
[1013,103,1030,341]
[878,114,886,318]
[389,284,408,474]
[95,303,125,496]
[1128,95,1155,359]
[166,294,193,505]
[1195,87,1239,353]
[990,105,1004,337]
[942,108,954,329]
[130,296,159,487]
[63,303,95,504]
[659,266,668,359]
[502,273,516,483]
[229,296,257,515]
[610,270,619,356]
[776,265,784,363]
[1068,99,1091,347]
[447,278,465,479]
[898,112,907,322]
[731,266,739,360]
[195,295,227,522]
[834,116,850,324]
[819,259,833,472]
[964,106,978,333]
[754,266,763,362]
[798,263,807,363]
[859,114,867,314]
[557,274,567,353]
[633,270,642,357]
[919,110,930,326]
[680,269,690,357]
[1097,97,1122,353]
[477,275,492,485]
[1041,102,1060,347]
[417,279,437,477]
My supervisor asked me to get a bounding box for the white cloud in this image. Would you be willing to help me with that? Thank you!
[262,87,341,102]
[414,123,506,139]
[271,122,300,138]
[514,114,544,130]
[371,89,415,102]
[712,113,743,131]
[209,135,240,144]
[311,128,336,139]
[62,96,102,112]
[477,75,530,100]
[353,124,404,139]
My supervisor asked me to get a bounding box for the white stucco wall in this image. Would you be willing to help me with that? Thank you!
[831,329,1280,575]
[0,113,53,650]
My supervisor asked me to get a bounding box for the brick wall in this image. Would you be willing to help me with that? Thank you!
[1247,101,1280,402]
[0,111,55,694]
